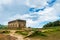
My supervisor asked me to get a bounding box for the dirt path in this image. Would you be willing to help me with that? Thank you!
[9,30,30,40]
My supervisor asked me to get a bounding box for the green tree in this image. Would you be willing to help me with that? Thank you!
[43,20,60,28]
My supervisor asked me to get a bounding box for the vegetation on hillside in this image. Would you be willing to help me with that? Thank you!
[28,26,60,40]
[43,20,60,28]
[0,24,8,29]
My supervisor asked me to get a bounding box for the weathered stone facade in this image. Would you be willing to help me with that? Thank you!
[8,19,26,29]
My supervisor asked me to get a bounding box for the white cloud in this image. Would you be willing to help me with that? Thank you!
[33,6,59,22]
[3,14,38,27]
[26,19,38,27]
[53,3,60,16]
[26,5,59,28]
[1,0,60,28]
[3,4,60,28]
[26,0,47,8]
[8,14,37,20]
[0,0,12,5]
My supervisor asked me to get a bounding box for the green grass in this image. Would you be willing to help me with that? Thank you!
[15,31,28,36]
[28,31,47,37]
[43,26,60,32]
[29,26,60,40]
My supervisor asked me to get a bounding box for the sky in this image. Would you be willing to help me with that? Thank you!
[0,0,60,28]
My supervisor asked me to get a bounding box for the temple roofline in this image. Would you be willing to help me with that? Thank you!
[8,19,26,23]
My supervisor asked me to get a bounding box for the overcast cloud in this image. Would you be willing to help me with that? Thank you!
[0,0,60,28]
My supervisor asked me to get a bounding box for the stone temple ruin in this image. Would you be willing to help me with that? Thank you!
[8,19,26,29]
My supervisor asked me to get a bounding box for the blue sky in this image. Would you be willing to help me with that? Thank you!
[0,0,60,28]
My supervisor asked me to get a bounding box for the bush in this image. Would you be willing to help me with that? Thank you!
[15,31,28,35]
[0,31,10,34]
[27,31,47,37]
[43,20,60,28]
[2,31,10,34]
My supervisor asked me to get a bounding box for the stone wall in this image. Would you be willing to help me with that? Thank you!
[8,20,26,29]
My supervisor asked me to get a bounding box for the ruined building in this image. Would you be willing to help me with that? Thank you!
[8,19,26,29]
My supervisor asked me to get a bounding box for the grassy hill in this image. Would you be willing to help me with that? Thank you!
[28,26,60,40]
[43,20,60,28]
[0,26,59,40]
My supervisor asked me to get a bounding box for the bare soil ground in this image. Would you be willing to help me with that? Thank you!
[9,30,30,40]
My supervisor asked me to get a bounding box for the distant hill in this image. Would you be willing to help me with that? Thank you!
[0,24,7,29]
[43,20,60,28]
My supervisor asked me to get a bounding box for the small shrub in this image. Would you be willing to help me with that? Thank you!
[15,31,28,35]
[28,31,47,37]
[0,31,10,34]
[2,31,10,34]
